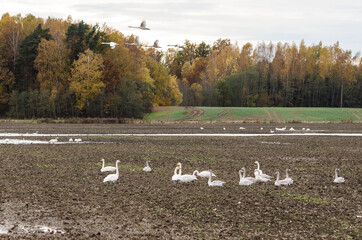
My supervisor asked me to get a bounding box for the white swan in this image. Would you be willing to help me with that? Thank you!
[239,169,254,186]
[172,166,181,181]
[193,170,216,178]
[334,168,345,183]
[101,42,120,49]
[128,20,150,30]
[274,171,290,186]
[254,169,271,182]
[125,36,141,46]
[103,160,120,183]
[178,171,197,183]
[49,137,58,143]
[276,126,286,131]
[100,159,116,172]
[143,161,152,172]
[239,127,245,130]
[254,161,271,179]
[68,138,73,142]
[74,138,82,142]
[240,167,257,183]
[284,169,293,185]
[208,170,225,187]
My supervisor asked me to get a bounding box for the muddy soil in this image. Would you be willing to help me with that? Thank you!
[0,123,361,239]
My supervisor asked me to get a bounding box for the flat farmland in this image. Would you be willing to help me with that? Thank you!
[0,123,361,239]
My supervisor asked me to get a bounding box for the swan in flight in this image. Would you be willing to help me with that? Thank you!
[143,161,152,172]
[128,20,150,30]
[333,168,345,183]
[100,159,116,172]
[125,36,141,46]
[284,169,293,185]
[239,169,254,186]
[193,170,216,178]
[167,44,185,49]
[274,171,291,186]
[101,42,120,49]
[254,161,271,179]
[208,170,225,187]
[146,40,161,48]
[103,160,120,183]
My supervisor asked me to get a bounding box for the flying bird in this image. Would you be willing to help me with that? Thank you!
[125,36,141,46]
[101,42,120,49]
[128,20,150,30]
[167,44,185,49]
[146,40,161,48]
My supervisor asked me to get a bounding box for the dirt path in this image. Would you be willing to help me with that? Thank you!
[179,107,205,121]
[348,109,362,122]
[207,109,233,121]
[269,108,283,122]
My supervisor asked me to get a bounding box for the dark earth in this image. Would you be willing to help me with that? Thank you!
[0,122,361,239]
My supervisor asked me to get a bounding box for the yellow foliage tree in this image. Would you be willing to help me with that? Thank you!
[69,49,104,110]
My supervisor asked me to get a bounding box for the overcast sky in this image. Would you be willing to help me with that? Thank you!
[1,0,361,54]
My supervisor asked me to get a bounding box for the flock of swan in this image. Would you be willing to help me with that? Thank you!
[101,159,345,186]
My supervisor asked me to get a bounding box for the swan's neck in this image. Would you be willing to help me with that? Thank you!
[335,169,338,178]
[174,167,178,175]
[276,172,280,181]
[208,172,212,183]
[242,169,246,178]
[193,170,199,176]
[178,166,182,175]
[286,169,289,178]
[146,161,149,167]
[256,162,260,170]
[115,162,119,176]
[102,160,105,168]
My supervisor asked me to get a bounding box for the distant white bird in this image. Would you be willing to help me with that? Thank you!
[276,126,287,131]
[254,169,271,182]
[302,128,305,131]
[306,128,310,131]
[260,127,263,130]
[125,36,141,46]
[284,169,293,185]
[254,161,271,179]
[68,138,73,142]
[333,168,345,183]
[270,130,275,133]
[193,170,216,178]
[239,127,245,130]
[49,137,58,143]
[167,44,185,49]
[172,166,181,181]
[176,162,197,182]
[143,161,152,172]
[239,169,254,186]
[74,138,82,142]
[208,170,225,187]
[223,127,226,131]
[128,20,150,30]
[146,40,161,48]
[101,159,116,172]
[101,41,120,49]
[274,171,291,186]
[289,127,295,131]
[200,127,204,130]
[103,160,120,183]
[240,167,257,183]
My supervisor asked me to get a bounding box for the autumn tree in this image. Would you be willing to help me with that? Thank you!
[69,49,104,113]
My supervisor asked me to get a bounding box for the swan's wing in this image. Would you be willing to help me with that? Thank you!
[140,20,146,28]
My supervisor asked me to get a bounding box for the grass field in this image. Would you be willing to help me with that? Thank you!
[145,107,362,123]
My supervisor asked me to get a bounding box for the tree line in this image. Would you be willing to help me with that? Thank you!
[0,13,361,119]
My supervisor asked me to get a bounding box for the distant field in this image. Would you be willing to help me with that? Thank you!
[145,107,362,123]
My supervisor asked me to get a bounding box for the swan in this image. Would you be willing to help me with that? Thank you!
[167,44,185,49]
[274,171,290,186]
[200,127,204,130]
[254,161,271,179]
[68,138,73,142]
[171,166,181,181]
[223,127,226,130]
[270,130,275,133]
[49,137,58,143]
[208,170,225,187]
[254,169,271,182]
[276,126,286,131]
[239,127,245,130]
[193,170,216,178]
[146,40,161,48]
[100,159,116,172]
[239,169,254,186]
[176,163,197,182]
[103,160,120,183]
[240,167,257,183]
[125,36,141,46]
[128,20,150,30]
[260,127,263,130]
[143,161,152,172]
[101,42,120,49]
[289,127,295,131]
[74,138,82,142]
[284,169,293,185]
[333,168,345,183]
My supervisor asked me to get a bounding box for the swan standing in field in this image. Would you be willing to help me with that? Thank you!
[143,161,152,172]
[68,138,73,142]
[208,170,225,187]
[284,169,293,185]
[200,127,204,130]
[274,171,291,186]
[193,170,216,178]
[101,159,116,172]
[103,160,120,183]
[128,20,150,30]
[254,161,271,179]
[239,169,254,186]
[276,126,287,131]
[270,130,275,133]
[101,42,120,49]
[334,168,345,183]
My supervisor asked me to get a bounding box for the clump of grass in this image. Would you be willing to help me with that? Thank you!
[283,192,329,204]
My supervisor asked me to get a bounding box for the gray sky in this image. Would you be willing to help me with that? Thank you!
[1,0,361,54]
